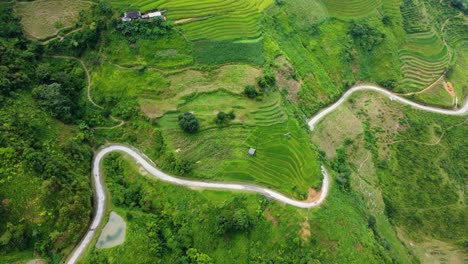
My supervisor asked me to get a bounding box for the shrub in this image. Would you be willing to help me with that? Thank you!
[256,73,276,90]
[178,112,199,133]
[215,111,235,125]
[244,85,258,99]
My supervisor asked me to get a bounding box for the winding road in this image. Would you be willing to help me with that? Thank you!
[57,55,468,263]
[66,82,467,264]
[308,84,468,131]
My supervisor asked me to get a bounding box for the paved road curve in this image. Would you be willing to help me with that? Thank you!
[67,84,467,264]
[66,145,331,264]
[308,84,468,130]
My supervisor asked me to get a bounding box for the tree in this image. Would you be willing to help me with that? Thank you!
[178,112,199,133]
[244,85,258,99]
[256,73,276,90]
[32,83,73,122]
[215,111,235,125]
[348,20,385,51]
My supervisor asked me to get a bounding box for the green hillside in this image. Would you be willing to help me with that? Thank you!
[1,0,466,263]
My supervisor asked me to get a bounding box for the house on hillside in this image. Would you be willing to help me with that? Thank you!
[122,11,141,22]
[122,10,167,22]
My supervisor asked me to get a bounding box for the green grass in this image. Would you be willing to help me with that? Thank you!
[414,83,455,108]
[16,0,92,40]
[111,0,273,41]
[193,39,265,65]
[103,31,193,68]
[91,63,169,103]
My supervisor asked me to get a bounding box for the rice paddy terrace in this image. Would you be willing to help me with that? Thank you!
[157,91,322,199]
[322,0,382,17]
[395,0,468,95]
[111,0,273,40]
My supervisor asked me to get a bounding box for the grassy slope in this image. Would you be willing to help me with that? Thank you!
[312,91,467,261]
[80,154,413,263]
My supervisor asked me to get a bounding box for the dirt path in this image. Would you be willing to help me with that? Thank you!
[41,27,84,44]
[50,56,125,129]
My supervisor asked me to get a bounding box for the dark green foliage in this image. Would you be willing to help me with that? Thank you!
[256,73,276,90]
[46,3,112,56]
[0,39,35,96]
[31,60,85,123]
[193,40,265,65]
[32,83,73,122]
[378,79,398,90]
[214,199,252,235]
[116,17,172,42]
[349,20,385,51]
[215,111,235,125]
[244,85,258,99]
[381,15,392,26]
[0,5,23,38]
[451,0,468,14]
[331,146,352,191]
[0,95,92,260]
[178,112,199,133]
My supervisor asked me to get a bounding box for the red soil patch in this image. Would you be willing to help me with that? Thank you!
[305,187,322,203]
[444,81,456,97]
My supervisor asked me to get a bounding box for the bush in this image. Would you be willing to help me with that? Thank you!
[178,112,199,133]
[215,111,235,125]
[256,73,276,90]
[244,85,258,99]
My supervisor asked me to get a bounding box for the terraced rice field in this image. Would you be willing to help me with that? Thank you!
[159,91,322,198]
[400,0,429,34]
[322,0,381,17]
[444,18,468,47]
[395,0,452,93]
[111,0,273,40]
[398,30,450,92]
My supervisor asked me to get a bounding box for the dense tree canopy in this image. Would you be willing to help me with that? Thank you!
[178,112,199,133]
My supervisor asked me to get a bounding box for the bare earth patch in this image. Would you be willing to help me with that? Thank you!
[305,187,322,203]
[275,56,301,102]
[16,0,92,40]
[443,81,456,97]
[299,220,311,241]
